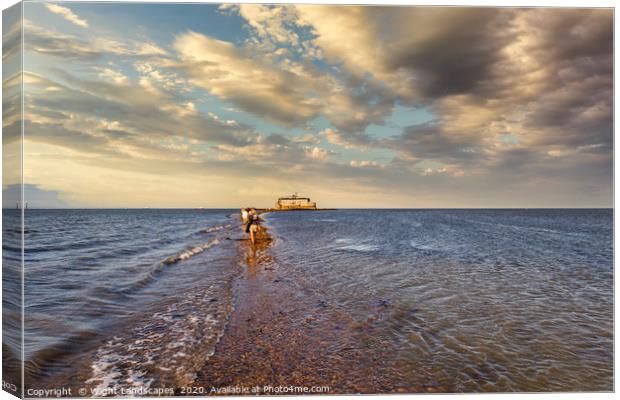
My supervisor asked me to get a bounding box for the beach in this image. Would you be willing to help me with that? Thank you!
[11,208,614,394]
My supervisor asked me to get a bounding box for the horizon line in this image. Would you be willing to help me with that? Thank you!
[2,207,614,210]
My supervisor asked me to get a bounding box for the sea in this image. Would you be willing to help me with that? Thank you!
[2,208,613,392]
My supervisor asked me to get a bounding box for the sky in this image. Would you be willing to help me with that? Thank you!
[1,2,613,208]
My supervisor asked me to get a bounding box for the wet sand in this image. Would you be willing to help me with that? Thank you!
[193,223,437,394]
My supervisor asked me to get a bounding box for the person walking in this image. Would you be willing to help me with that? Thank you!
[245,209,260,244]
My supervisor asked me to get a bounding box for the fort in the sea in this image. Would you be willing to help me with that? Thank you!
[255,193,332,212]
[275,193,317,210]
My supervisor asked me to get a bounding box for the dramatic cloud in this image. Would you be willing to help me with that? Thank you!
[222,5,612,166]
[296,7,613,181]
[173,31,322,127]
[171,29,391,133]
[45,4,89,28]
[15,4,613,207]
[23,71,259,155]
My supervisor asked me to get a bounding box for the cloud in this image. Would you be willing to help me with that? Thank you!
[304,146,332,162]
[172,15,394,133]
[17,6,613,207]
[323,7,614,181]
[385,122,484,165]
[23,69,249,162]
[321,128,371,150]
[24,22,100,60]
[21,64,345,193]
[349,160,384,169]
[20,19,341,189]
[24,21,169,61]
[173,31,321,127]
[2,18,21,62]
[45,4,89,28]
[225,4,301,48]
[2,73,23,144]
[382,8,513,99]
[295,7,611,146]
[222,5,609,149]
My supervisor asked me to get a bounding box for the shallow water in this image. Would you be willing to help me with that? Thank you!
[5,208,613,392]
[265,209,613,391]
[11,209,241,390]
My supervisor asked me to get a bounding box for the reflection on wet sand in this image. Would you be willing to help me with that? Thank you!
[195,223,438,394]
[244,228,273,277]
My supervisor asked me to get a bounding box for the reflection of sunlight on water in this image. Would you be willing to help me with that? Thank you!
[244,225,275,278]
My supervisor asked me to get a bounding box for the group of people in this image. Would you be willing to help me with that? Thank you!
[240,208,260,244]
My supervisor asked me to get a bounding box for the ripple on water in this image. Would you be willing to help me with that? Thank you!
[265,209,613,392]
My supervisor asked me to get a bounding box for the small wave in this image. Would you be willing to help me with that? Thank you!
[334,238,380,252]
[163,239,220,265]
[410,241,444,252]
[117,239,222,293]
[339,243,380,252]
[199,224,232,234]
[85,287,232,393]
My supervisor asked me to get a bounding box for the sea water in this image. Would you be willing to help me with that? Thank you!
[265,209,613,391]
[3,209,613,392]
[7,209,240,390]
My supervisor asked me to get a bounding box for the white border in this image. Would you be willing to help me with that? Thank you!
[0,1,616,400]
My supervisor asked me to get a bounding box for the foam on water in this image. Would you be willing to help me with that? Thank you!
[163,239,220,265]
[338,243,380,252]
[199,224,233,234]
[334,238,380,252]
[85,286,233,394]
